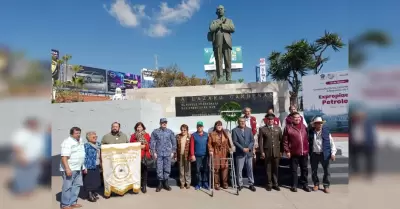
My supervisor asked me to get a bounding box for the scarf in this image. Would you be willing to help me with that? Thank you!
[135,131,147,144]
[88,141,100,150]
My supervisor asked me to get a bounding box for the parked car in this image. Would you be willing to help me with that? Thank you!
[75,71,105,83]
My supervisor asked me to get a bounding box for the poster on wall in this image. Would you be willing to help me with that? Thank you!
[107,70,141,92]
[302,71,349,136]
[101,143,141,197]
[175,92,273,117]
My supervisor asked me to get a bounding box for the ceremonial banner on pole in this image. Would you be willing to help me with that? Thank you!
[101,142,141,197]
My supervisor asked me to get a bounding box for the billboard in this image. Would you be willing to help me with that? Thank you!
[259,58,267,82]
[141,68,155,81]
[75,66,107,91]
[302,71,349,135]
[203,46,243,71]
[107,70,141,92]
[51,49,60,81]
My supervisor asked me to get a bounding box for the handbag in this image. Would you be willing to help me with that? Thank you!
[141,149,155,168]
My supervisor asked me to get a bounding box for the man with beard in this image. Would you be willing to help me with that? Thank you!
[101,122,129,144]
[150,118,177,192]
[283,112,311,192]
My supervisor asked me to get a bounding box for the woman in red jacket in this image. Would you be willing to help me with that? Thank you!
[130,122,151,193]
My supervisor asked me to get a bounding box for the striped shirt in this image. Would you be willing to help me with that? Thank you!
[59,136,86,171]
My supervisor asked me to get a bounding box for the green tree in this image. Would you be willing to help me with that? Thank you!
[71,65,84,88]
[268,31,344,105]
[349,30,391,68]
[311,31,345,74]
[153,65,208,87]
[268,40,314,105]
[238,78,244,83]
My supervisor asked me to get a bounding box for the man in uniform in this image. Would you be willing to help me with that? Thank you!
[259,113,283,191]
[150,118,177,192]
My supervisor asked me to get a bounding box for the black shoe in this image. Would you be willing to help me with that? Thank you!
[249,185,256,192]
[265,186,272,191]
[156,181,163,192]
[141,185,147,193]
[238,186,243,191]
[290,187,298,192]
[87,191,97,202]
[302,186,311,192]
[272,186,280,191]
[93,192,99,199]
[163,180,172,191]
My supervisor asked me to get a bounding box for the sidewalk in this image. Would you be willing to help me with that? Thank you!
[49,177,348,209]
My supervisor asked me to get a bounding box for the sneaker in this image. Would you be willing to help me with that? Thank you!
[195,185,201,190]
[202,182,209,190]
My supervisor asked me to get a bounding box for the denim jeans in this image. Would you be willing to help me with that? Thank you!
[13,162,40,194]
[195,156,208,185]
[61,171,82,208]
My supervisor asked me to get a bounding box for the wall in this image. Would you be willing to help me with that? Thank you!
[51,100,163,155]
[126,81,290,117]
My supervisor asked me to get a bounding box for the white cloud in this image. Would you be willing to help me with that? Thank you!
[146,23,171,38]
[105,0,201,38]
[157,0,201,24]
[104,0,147,28]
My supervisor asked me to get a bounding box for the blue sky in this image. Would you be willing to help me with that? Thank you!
[1,0,398,82]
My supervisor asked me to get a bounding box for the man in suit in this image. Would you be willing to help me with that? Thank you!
[259,113,283,191]
[232,117,256,192]
[208,5,235,82]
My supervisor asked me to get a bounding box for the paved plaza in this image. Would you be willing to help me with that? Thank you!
[50,177,348,209]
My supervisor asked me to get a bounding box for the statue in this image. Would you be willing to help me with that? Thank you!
[112,87,126,100]
[208,5,235,82]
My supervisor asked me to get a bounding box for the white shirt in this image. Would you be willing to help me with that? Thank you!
[313,132,337,155]
[244,116,259,144]
[351,123,365,144]
[12,129,44,163]
[60,136,86,171]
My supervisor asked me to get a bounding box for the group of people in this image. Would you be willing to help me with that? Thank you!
[58,105,337,209]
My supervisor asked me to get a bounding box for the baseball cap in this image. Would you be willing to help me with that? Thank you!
[196,121,204,126]
[160,118,168,123]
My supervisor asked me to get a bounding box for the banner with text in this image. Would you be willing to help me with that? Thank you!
[175,92,273,117]
[302,71,349,135]
[101,143,141,197]
[203,46,243,71]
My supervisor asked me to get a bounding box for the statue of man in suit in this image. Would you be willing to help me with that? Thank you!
[208,5,235,82]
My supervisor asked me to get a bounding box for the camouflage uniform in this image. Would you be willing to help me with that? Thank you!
[150,128,176,180]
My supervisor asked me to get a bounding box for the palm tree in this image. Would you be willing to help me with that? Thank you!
[349,30,391,68]
[311,31,344,74]
[61,54,72,81]
[268,40,314,105]
[71,65,83,87]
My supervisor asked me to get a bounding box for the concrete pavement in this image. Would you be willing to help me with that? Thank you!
[49,177,348,209]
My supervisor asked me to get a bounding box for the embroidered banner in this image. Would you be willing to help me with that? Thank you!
[101,142,141,197]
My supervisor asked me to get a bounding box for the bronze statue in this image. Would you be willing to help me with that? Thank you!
[208,5,235,82]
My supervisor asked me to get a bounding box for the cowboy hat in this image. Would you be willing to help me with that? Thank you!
[310,116,326,125]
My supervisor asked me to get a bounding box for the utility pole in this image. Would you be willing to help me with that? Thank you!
[154,54,158,70]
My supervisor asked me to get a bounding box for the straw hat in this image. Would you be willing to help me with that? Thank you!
[310,117,326,125]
